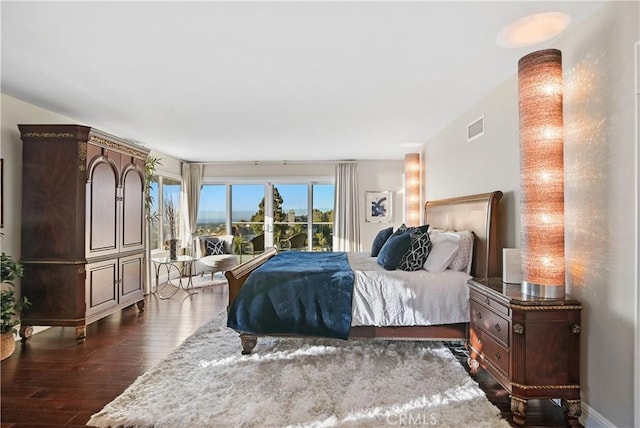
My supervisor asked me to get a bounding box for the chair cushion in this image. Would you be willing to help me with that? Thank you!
[199,254,237,271]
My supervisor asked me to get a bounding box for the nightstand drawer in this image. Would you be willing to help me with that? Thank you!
[470,289,509,316]
[469,326,509,376]
[470,300,509,346]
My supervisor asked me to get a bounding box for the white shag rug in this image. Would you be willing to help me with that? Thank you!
[88,312,510,428]
[189,272,228,289]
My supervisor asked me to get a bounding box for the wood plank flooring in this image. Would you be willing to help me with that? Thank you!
[1,283,575,427]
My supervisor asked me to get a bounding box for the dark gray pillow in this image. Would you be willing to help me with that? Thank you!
[371,227,394,257]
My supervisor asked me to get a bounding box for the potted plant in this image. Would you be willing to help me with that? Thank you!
[1,252,29,360]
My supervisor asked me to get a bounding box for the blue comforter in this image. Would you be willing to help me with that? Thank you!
[227,251,354,339]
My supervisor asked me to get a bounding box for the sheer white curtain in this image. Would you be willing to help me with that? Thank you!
[181,163,203,255]
[333,162,361,252]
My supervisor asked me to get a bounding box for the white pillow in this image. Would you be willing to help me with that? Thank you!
[424,233,460,272]
[443,230,474,273]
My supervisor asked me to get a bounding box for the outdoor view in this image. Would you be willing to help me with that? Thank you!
[195,183,334,252]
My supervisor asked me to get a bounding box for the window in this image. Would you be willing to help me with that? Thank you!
[196,179,334,254]
[231,184,265,240]
[148,176,182,251]
[196,184,227,236]
[149,180,160,250]
[162,178,181,248]
[312,184,334,251]
[273,184,308,248]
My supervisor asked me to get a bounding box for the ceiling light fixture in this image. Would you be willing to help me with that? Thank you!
[497,12,571,48]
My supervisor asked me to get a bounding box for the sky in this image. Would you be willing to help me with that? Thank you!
[198,183,334,221]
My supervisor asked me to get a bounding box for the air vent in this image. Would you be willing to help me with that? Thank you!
[467,116,484,141]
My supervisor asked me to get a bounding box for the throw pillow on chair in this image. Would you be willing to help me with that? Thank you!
[205,239,225,255]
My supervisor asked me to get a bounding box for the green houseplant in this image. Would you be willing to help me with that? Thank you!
[144,156,162,223]
[1,252,29,360]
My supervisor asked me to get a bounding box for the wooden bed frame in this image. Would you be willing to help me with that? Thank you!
[225,190,503,354]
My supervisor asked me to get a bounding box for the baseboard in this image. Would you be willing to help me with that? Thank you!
[581,401,616,428]
[549,399,616,428]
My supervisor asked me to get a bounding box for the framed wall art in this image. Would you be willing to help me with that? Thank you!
[365,191,392,223]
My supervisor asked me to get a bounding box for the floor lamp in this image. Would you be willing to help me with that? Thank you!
[518,49,565,298]
[404,153,421,227]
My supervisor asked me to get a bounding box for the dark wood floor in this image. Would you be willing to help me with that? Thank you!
[1,283,575,428]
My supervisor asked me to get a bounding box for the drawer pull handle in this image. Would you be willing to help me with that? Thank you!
[494,351,501,360]
[477,312,482,319]
[477,338,482,345]
[494,324,501,332]
[485,297,490,305]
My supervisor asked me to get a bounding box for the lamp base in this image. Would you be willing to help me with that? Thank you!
[521,281,565,298]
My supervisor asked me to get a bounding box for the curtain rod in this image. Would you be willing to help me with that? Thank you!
[187,160,358,166]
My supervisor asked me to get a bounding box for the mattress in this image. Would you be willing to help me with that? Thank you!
[347,252,471,327]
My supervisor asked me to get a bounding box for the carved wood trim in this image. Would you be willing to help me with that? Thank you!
[21,132,76,139]
[511,382,580,390]
[88,135,148,159]
[511,304,583,311]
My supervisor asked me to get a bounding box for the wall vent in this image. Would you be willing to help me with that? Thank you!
[467,116,484,141]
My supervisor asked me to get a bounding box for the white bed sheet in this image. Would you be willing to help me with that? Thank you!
[347,252,471,327]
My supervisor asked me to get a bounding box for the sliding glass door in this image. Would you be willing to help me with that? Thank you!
[273,184,308,250]
[231,184,266,246]
[312,184,334,251]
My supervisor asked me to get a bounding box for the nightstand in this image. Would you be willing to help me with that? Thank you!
[467,277,582,427]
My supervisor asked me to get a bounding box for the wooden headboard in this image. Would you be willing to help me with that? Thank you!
[425,191,503,278]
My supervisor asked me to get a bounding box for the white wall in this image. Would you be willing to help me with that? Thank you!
[423,75,520,250]
[561,3,638,427]
[357,160,406,250]
[202,162,334,180]
[422,2,639,427]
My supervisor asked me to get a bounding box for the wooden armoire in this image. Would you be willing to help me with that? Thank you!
[18,125,149,343]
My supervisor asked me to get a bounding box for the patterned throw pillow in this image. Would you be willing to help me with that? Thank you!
[414,224,430,234]
[399,230,432,271]
[444,230,474,273]
[205,239,225,256]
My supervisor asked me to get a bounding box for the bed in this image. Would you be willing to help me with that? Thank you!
[225,190,503,354]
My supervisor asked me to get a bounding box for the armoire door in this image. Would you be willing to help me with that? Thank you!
[119,253,144,301]
[85,259,118,317]
[121,166,145,252]
[86,152,120,258]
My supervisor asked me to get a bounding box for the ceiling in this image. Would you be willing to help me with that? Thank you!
[1,1,605,162]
